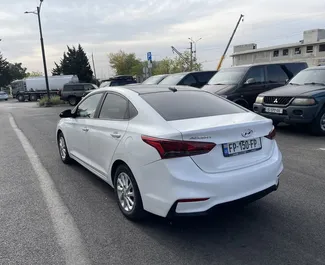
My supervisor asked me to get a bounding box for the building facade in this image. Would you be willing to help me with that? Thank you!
[231,29,325,67]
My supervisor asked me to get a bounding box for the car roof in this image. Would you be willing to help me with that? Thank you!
[96,85,200,95]
[224,61,308,70]
[304,65,325,70]
[64,83,92,86]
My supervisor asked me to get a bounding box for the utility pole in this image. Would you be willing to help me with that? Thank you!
[189,41,193,71]
[189,37,202,61]
[91,53,97,80]
[217,14,244,71]
[25,0,51,105]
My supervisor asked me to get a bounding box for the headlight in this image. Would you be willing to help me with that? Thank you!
[291,98,316,105]
[255,96,264,103]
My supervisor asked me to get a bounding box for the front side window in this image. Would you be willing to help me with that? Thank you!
[99,93,129,120]
[180,74,197,86]
[245,66,265,84]
[76,93,103,118]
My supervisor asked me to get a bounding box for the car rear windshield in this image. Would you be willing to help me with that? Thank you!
[142,75,166,85]
[140,91,246,121]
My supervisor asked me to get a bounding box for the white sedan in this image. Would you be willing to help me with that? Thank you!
[56,85,283,221]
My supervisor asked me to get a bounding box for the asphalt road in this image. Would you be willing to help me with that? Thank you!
[1,100,325,265]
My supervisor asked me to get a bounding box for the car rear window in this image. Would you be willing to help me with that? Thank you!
[140,91,246,121]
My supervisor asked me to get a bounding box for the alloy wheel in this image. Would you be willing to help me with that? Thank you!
[116,172,135,212]
[320,113,325,131]
[59,136,67,160]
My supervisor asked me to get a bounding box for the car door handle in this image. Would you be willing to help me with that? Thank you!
[110,132,121,138]
[82,127,89,132]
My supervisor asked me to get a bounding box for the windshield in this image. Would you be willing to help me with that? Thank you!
[207,68,247,85]
[289,69,325,85]
[100,81,110,88]
[142,75,167,85]
[159,73,186,85]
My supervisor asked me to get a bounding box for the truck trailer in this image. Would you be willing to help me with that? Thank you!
[11,75,79,102]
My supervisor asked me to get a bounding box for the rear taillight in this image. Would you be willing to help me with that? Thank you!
[265,127,276,140]
[141,135,216,159]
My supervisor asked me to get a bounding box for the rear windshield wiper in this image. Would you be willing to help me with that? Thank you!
[304,82,325,86]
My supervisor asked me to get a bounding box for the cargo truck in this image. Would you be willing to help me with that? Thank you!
[11,75,79,102]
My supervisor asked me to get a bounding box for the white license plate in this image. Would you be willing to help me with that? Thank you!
[222,138,262,157]
[265,107,283,114]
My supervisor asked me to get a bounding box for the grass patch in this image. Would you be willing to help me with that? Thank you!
[39,95,65,107]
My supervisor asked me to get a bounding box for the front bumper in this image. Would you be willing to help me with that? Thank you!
[253,103,319,124]
[138,143,283,218]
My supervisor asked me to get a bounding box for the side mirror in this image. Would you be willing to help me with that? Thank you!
[59,109,73,118]
[244,78,256,85]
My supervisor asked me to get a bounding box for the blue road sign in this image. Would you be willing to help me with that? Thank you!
[147,52,152,61]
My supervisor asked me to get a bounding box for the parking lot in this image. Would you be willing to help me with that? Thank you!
[1,99,325,265]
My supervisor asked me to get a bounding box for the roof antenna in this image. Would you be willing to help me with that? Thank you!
[168,87,177,92]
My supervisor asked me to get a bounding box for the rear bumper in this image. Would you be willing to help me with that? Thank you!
[253,103,318,124]
[167,183,279,217]
[137,143,283,218]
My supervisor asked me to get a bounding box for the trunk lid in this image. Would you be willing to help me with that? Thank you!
[168,112,274,173]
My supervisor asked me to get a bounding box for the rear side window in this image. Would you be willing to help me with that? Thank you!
[141,91,246,121]
[283,63,307,78]
[99,93,129,120]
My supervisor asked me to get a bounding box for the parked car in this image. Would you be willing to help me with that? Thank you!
[203,62,308,109]
[59,83,98,106]
[56,85,283,221]
[159,71,217,88]
[0,91,9,101]
[253,66,325,135]
[142,74,168,85]
[99,76,137,88]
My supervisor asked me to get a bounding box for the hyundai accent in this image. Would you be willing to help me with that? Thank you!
[56,85,283,221]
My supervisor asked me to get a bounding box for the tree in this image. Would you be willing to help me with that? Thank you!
[151,52,202,75]
[52,44,93,82]
[0,53,28,88]
[108,50,143,76]
[26,71,43,77]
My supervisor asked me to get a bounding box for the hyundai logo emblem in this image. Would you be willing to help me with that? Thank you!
[241,129,253,138]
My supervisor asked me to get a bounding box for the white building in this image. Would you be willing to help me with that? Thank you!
[231,29,325,67]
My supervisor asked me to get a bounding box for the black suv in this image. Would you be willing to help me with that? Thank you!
[59,83,97,106]
[253,66,325,135]
[203,62,307,109]
[158,71,217,88]
[99,75,137,88]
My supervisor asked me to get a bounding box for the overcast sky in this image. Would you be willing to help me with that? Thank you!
[0,0,324,78]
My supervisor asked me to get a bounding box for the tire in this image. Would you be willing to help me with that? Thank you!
[272,120,280,127]
[5,99,8,101]
[311,107,325,136]
[114,164,146,221]
[17,94,25,102]
[57,132,72,164]
[29,94,38,101]
[68,96,77,106]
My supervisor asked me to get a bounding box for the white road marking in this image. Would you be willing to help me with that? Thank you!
[9,114,91,265]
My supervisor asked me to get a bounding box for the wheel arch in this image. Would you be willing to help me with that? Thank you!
[233,98,249,108]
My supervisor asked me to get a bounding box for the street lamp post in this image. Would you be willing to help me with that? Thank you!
[189,37,202,61]
[25,0,51,105]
